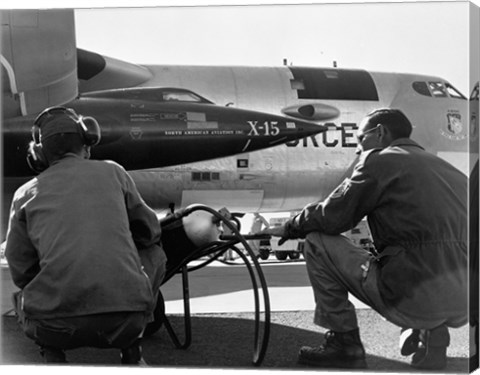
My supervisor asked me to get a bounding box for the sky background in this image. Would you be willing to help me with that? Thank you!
[71,1,476,96]
[2,1,477,95]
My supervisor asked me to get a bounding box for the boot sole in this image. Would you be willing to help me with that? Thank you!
[411,347,447,370]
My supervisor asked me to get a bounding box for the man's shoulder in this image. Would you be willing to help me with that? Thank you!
[13,177,39,204]
[87,159,126,173]
[358,148,382,165]
[356,145,406,173]
[360,139,424,165]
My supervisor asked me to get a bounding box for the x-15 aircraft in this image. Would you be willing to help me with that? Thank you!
[4,86,324,178]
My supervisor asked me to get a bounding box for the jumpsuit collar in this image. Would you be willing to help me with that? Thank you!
[389,138,425,150]
[50,153,85,167]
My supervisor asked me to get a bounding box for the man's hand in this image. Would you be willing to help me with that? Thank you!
[257,225,289,246]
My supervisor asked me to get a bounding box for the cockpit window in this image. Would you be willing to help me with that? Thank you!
[429,82,448,97]
[445,83,465,99]
[412,81,466,99]
[412,82,431,96]
[81,87,214,104]
[162,91,204,102]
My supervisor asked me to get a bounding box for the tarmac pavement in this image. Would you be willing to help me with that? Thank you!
[0,258,473,373]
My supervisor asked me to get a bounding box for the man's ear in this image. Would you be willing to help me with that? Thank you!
[377,124,385,138]
[378,124,393,145]
[83,146,91,159]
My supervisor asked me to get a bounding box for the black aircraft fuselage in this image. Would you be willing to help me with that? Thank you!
[3,87,325,178]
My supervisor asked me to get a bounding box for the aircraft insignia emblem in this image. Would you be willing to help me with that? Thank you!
[330,179,351,199]
[130,127,143,140]
[447,113,463,135]
[440,111,467,141]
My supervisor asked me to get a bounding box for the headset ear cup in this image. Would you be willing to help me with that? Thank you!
[32,123,41,144]
[81,116,101,146]
[26,141,48,173]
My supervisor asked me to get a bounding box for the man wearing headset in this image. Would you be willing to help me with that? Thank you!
[260,109,468,370]
[5,106,167,364]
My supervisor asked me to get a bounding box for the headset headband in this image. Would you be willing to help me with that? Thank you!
[34,106,81,127]
[32,106,101,146]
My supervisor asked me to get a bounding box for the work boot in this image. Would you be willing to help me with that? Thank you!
[121,339,148,366]
[40,346,67,363]
[411,325,450,370]
[298,329,367,369]
[399,328,420,356]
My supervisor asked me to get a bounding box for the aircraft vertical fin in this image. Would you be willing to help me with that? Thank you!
[1,9,78,117]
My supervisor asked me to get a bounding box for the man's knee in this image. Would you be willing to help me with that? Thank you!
[303,232,347,274]
[304,232,325,252]
[305,232,353,257]
[23,319,75,349]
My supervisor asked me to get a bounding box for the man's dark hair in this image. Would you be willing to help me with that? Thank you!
[42,133,85,163]
[365,108,413,139]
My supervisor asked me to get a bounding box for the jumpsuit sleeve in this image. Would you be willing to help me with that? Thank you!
[122,169,162,249]
[5,200,40,289]
[287,150,383,237]
[122,168,167,291]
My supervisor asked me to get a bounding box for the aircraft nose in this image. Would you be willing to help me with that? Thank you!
[266,118,326,146]
[61,95,329,172]
[235,110,327,152]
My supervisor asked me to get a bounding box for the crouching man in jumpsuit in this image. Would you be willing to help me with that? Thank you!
[260,108,468,370]
[5,106,167,364]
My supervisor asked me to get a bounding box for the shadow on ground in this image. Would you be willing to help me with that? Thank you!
[1,309,469,373]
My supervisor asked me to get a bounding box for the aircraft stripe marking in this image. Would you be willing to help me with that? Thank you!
[0,55,27,116]
[269,136,287,145]
[242,139,251,152]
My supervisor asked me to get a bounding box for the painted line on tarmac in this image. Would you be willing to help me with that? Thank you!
[165,286,369,314]
[191,258,306,267]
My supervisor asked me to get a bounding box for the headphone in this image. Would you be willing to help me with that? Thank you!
[27,106,101,173]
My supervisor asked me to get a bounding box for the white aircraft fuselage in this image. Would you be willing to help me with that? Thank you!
[104,65,473,214]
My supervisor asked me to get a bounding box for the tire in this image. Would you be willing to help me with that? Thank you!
[289,251,301,260]
[275,251,288,261]
[259,248,270,260]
